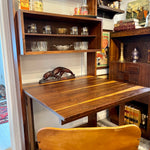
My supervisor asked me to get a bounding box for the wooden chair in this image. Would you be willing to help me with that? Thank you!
[37,125,141,150]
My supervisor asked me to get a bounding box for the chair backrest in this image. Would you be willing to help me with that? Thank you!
[37,125,141,150]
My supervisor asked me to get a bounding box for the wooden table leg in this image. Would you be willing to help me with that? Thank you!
[119,103,125,125]
[88,113,97,127]
[26,95,36,150]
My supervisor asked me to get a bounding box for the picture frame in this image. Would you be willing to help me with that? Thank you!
[126,0,149,26]
[97,30,111,69]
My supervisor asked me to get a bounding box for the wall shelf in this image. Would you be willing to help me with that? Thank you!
[17,10,102,76]
[25,33,96,38]
[111,27,150,38]
[24,49,100,55]
[97,5,124,19]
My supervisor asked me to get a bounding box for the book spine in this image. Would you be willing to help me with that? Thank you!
[125,105,130,124]
[114,22,135,32]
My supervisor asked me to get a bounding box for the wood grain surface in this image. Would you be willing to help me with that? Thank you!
[23,76,150,123]
[37,125,141,150]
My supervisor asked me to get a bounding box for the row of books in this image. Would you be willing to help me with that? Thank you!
[124,105,147,128]
[114,19,142,32]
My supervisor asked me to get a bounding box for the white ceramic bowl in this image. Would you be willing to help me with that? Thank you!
[54,45,72,50]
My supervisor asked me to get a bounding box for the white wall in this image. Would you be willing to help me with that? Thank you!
[21,53,86,84]
[20,0,116,134]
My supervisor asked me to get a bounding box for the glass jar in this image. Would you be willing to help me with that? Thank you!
[28,23,37,33]
[43,25,51,34]
[70,26,78,35]
[32,0,43,12]
[81,0,88,15]
[81,27,88,35]
[81,5,88,15]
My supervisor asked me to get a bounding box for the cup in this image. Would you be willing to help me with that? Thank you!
[31,41,38,51]
[37,41,47,51]
[80,41,88,50]
[74,42,81,50]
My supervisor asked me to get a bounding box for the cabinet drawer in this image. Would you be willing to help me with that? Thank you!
[125,64,140,74]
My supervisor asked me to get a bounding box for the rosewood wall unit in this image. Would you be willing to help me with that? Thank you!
[17,10,102,75]
[109,27,150,139]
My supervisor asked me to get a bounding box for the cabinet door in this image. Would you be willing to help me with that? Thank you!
[124,63,140,84]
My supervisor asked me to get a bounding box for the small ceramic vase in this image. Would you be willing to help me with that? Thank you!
[132,48,139,63]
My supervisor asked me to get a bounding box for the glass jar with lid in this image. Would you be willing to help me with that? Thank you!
[81,0,88,15]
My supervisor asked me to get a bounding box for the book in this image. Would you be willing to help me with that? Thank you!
[125,105,130,124]
[114,19,142,31]
[129,106,134,124]
[134,108,141,127]
[114,21,135,32]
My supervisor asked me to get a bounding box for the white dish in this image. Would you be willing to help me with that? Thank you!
[53,45,72,50]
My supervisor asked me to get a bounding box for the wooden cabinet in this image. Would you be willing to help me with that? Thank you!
[109,27,150,139]
[17,10,102,76]
[16,9,102,149]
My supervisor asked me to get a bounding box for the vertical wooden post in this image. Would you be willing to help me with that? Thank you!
[26,95,36,150]
[119,103,125,125]
[88,113,97,127]
[146,95,150,139]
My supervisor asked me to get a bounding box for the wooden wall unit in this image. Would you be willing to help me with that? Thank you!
[17,10,102,149]
[109,27,150,139]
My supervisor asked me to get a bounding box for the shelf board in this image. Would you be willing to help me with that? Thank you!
[97,66,109,69]
[20,10,101,23]
[25,33,96,38]
[23,49,100,55]
[111,27,150,38]
[110,61,150,65]
[97,5,124,14]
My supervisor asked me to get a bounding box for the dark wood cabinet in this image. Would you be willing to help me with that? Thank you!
[109,27,150,139]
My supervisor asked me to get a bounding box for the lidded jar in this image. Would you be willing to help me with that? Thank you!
[81,0,88,15]
[132,48,139,63]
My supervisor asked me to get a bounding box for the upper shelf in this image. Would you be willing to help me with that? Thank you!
[17,10,102,55]
[97,5,124,19]
[111,27,150,38]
